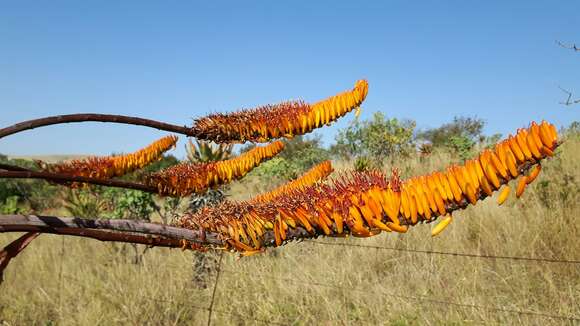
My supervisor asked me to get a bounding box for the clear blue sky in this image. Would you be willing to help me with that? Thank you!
[1,1,578,158]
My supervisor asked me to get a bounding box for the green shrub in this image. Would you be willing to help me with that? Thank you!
[250,135,330,180]
[446,135,475,160]
[417,116,485,147]
[0,196,23,214]
[353,156,373,172]
[63,189,107,218]
[0,155,59,213]
[102,188,156,221]
[331,112,416,165]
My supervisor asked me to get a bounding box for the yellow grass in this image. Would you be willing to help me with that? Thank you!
[1,138,579,325]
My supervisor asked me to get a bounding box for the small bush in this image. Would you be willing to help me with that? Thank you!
[331,112,416,166]
[251,135,330,180]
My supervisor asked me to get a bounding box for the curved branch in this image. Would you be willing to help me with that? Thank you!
[0,169,160,194]
[0,214,225,278]
[4,225,184,248]
[0,113,195,139]
[0,232,39,283]
[0,214,318,249]
[0,163,30,171]
[0,214,222,245]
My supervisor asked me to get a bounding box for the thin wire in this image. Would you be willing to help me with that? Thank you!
[60,273,288,325]
[58,236,65,321]
[59,262,578,323]
[222,268,579,322]
[149,296,287,325]
[305,240,580,264]
[206,251,224,326]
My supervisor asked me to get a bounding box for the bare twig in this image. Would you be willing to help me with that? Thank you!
[556,40,580,52]
[557,86,580,106]
[0,169,160,194]
[0,113,196,139]
[0,232,40,283]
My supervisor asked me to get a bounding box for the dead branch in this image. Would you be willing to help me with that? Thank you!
[558,86,580,106]
[0,113,196,140]
[0,214,315,247]
[0,214,221,244]
[0,169,160,194]
[0,223,192,277]
[0,232,39,283]
[556,40,580,52]
[0,163,30,171]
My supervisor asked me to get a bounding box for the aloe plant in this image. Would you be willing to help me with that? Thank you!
[185,139,232,163]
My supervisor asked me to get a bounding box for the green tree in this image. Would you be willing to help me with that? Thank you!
[417,116,485,147]
[0,154,59,213]
[331,112,416,164]
[103,188,156,221]
[416,116,487,160]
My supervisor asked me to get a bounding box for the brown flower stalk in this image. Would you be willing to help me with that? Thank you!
[191,80,369,143]
[177,121,559,254]
[43,135,178,180]
[146,141,285,196]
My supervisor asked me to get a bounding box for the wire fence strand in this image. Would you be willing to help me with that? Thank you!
[221,268,580,322]
[206,251,224,326]
[50,243,580,324]
[147,297,288,325]
[305,240,580,264]
[59,272,289,325]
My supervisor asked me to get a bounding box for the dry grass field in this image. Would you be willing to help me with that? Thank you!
[1,137,578,325]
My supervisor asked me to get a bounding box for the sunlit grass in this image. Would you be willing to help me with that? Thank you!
[1,137,578,325]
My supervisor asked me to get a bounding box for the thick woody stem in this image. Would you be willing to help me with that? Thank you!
[0,163,30,171]
[0,215,222,246]
[0,113,195,139]
[0,215,224,278]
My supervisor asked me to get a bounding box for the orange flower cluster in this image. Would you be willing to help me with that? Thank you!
[251,160,334,203]
[44,135,178,179]
[191,80,369,143]
[400,120,556,234]
[147,141,285,196]
[179,121,558,254]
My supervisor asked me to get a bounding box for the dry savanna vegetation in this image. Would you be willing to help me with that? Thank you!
[1,133,578,325]
[0,79,578,325]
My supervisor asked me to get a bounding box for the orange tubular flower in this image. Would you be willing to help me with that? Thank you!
[147,141,285,196]
[177,121,559,254]
[251,160,334,203]
[191,80,369,143]
[44,135,178,179]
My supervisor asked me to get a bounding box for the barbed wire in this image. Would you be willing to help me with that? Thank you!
[305,240,580,264]
[221,268,580,322]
